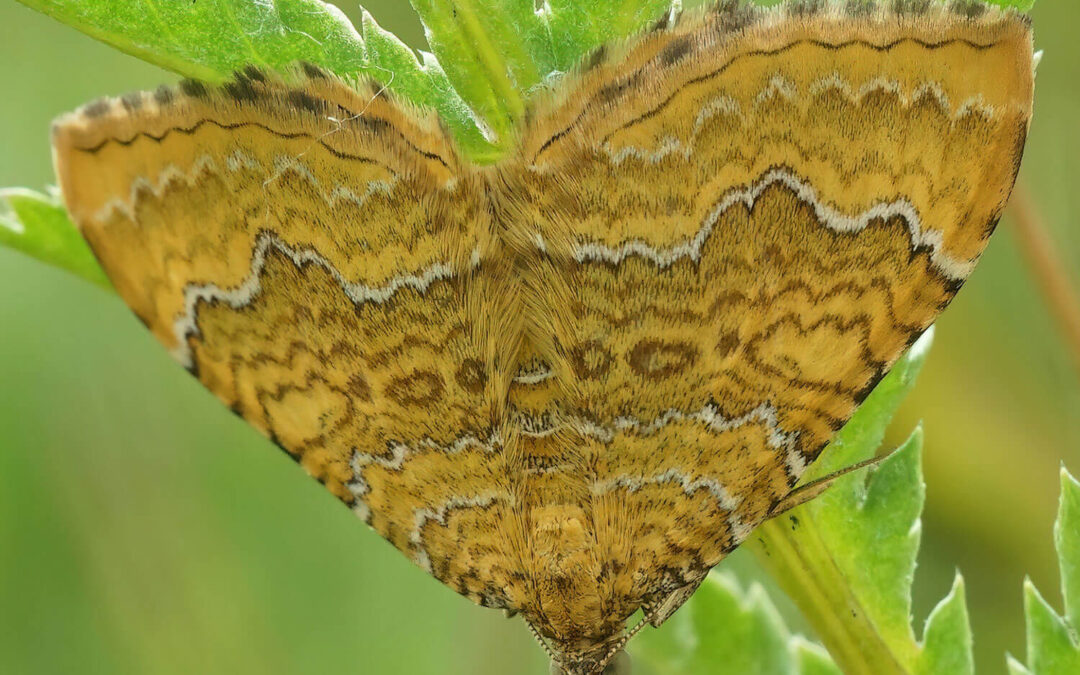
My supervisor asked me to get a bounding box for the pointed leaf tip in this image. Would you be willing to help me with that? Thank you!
[1013,470,1080,673]
[0,187,112,290]
[915,573,972,675]
[1056,467,1080,635]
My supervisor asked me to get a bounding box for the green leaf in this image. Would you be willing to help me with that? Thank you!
[541,0,677,69]
[794,638,844,675]
[633,571,841,675]
[916,575,973,675]
[15,0,496,160]
[1008,468,1080,674]
[407,0,540,148]
[746,329,974,675]
[0,188,110,290]
[991,0,1037,10]
[407,0,676,155]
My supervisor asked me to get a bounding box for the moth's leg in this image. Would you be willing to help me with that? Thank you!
[647,573,708,628]
[767,449,899,518]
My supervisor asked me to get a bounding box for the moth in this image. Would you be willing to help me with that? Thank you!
[51,1,1034,673]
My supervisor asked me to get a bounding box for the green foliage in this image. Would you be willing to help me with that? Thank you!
[0,187,110,289]
[25,0,1037,161]
[996,0,1038,9]
[631,331,976,674]
[1008,469,1080,675]
[410,0,674,148]
[633,571,842,675]
[748,330,975,675]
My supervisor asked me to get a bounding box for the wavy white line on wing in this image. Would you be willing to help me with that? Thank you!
[170,231,464,368]
[510,401,805,478]
[604,94,742,165]
[92,151,397,224]
[600,74,997,167]
[592,468,740,512]
[411,492,508,572]
[574,400,806,478]
[347,432,502,522]
[571,166,971,280]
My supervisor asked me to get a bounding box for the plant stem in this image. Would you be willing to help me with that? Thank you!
[747,517,909,675]
[1007,181,1080,380]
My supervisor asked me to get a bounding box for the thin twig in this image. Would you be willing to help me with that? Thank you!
[1006,180,1080,379]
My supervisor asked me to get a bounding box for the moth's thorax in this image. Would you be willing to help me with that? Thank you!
[466,168,662,643]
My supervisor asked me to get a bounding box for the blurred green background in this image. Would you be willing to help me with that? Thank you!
[1,2,1077,673]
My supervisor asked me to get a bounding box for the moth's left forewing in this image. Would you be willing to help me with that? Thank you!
[50,70,520,589]
[52,71,467,357]
[514,2,1034,598]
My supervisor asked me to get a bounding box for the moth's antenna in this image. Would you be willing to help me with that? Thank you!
[525,618,557,660]
[600,614,649,671]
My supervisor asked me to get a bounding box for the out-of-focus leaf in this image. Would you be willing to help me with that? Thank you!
[632,571,841,675]
[407,0,676,154]
[747,330,975,675]
[916,575,973,675]
[991,0,1037,9]
[1007,468,1080,674]
[0,188,110,290]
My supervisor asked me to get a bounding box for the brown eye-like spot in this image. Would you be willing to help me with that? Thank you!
[347,373,372,402]
[224,77,262,103]
[583,45,608,71]
[120,92,144,112]
[628,340,698,379]
[597,73,641,105]
[787,0,824,17]
[892,0,932,17]
[845,0,875,16]
[760,244,784,264]
[455,358,487,394]
[716,331,741,358]
[386,370,444,407]
[650,11,671,33]
[300,61,328,80]
[242,65,267,83]
[949,0,986,18]
[570,341,615,380]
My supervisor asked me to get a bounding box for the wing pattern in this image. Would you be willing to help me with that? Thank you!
[53,2,1033,671]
